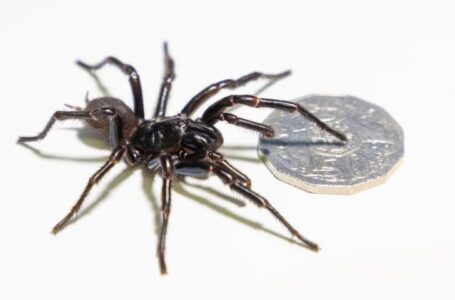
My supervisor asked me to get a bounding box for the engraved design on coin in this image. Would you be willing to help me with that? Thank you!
[258,95,404,195]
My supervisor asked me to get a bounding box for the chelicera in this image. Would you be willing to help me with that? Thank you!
[18,43,346,274]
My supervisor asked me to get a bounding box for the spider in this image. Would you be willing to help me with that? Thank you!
[18,43,346,274]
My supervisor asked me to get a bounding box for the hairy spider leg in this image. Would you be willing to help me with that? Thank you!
[77,57,145,119]
[210,112,275,138]
[180,70,291,116]
[52,146,126,234]
[201,95,347,142]
[154,42,176,118]
[173,159,319,251]
[208,152,252,187]
[211,162,319,251]
[157,154,174,275]
[17,108,123,148]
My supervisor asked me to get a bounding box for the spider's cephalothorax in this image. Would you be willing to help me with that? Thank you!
[128,117,223,165]
[18,43,347,274]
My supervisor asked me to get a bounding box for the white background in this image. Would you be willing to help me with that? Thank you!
[1,1,454,299]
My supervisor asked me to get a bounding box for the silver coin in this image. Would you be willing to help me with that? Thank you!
[258,95,404,195]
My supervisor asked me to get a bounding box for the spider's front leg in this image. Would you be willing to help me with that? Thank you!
[201,95,347,142]
[17,107,123,149]
[208,112,275,138]
[157,154,174,275]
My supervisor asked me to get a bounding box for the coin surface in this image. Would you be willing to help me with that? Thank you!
[258,95,404,195]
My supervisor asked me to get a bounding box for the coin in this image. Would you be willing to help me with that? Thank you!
[258,95,404,195]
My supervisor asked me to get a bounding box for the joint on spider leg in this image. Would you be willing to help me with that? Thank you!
[208,152,223,161]
[228,95,236,106]
[159,155,174,179]
[252,96,260,107]
[233,177,252,189]
[264,127,275,138]
[207,165,215,175]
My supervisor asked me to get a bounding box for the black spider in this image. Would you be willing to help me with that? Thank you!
[18,43,346,274]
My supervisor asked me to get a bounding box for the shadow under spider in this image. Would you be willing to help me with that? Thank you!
[19,139,261,164]
[172,181,311,250]
[65,167,136,228]
[17,142,108,163]
[141,170,161,237]
[53,166,310,250]
[81,68,113,98]
[20,141,314,248]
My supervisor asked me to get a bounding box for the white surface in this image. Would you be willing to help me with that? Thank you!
[1,1,454,299]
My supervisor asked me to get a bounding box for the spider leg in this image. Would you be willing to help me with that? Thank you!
[175,159,246,184]
[201,95,347,142]
[17,108,123,148]
[209,112,275,138]
[52,146,126,234]
[211,163,319,251]
[157,154,174,275]
[179,132,209,161]
[173,159,318,250]
[154,42,176,118]
[76,57,145,118]
[208,152,251,187]
[180,70,291,116]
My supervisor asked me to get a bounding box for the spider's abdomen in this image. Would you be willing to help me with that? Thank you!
[84,97,139,139]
